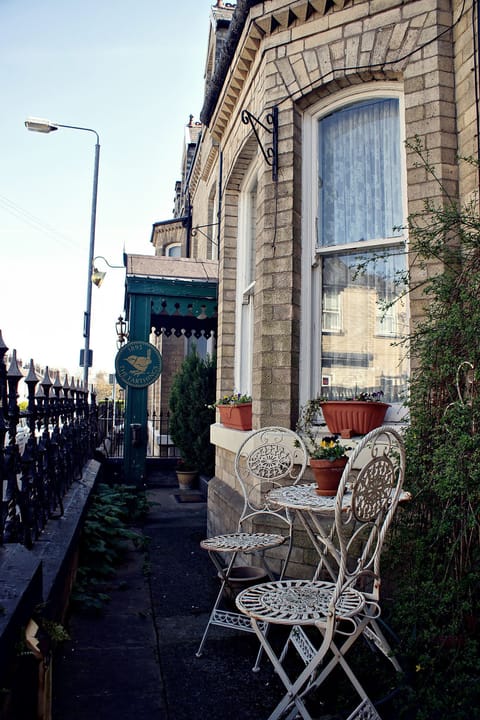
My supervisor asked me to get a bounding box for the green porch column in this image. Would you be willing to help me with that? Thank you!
[123,293,151,486]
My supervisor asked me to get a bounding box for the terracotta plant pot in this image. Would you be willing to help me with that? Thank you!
[176,469,197,490]
[310,457,348,496]
[320,401,390,437]
[218,403,252,430]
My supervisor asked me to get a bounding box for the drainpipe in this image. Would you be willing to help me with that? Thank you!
[216,150,223,261]
[473,0,480,190]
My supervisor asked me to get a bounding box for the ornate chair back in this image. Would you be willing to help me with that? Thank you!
[234,426,308,534]
[332,425,406,603]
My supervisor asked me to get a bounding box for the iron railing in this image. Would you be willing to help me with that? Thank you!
[0,331,98,548]
[96,404,178,459]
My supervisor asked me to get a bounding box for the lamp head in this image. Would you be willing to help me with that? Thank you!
[91,267,106,288]
[25,117,58,133]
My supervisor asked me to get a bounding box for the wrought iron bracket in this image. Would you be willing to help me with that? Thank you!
[241,106,278,181]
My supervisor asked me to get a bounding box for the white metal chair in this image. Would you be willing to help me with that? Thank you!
[196,426,308,668]
[235,426,406,719]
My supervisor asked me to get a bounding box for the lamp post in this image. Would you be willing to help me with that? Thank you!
[25,117,100,388]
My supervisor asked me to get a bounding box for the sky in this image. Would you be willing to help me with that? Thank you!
[0,0,216,384]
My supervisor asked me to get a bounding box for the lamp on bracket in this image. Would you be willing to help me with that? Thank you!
[115,315,129,349]
[92,255,125,288]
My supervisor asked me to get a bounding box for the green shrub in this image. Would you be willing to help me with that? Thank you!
[71,483,148,613]
[169,349,216,476]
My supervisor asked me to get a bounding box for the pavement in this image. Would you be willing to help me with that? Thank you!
[51,473,285,720]
[51,472,406,720]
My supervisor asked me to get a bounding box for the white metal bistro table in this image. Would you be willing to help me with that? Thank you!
[267,482,411,579]
[266,482,352,581]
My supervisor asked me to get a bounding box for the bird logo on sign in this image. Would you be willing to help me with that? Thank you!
[124,348,152,375]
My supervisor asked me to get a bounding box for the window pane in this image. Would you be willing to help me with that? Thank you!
[320,250,408,403]
[318,98,403,247]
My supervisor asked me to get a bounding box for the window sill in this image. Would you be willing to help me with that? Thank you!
[210,423,252,455]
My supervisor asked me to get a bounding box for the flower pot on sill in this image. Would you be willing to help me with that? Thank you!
[218,403,252,431]
[320,401,390,437]
[310,457,348,496]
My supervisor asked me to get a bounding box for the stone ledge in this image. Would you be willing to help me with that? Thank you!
[30,459,100,618]
[0,459,101,681]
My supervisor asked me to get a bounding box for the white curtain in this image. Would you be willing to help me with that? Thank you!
[318,98,403,247]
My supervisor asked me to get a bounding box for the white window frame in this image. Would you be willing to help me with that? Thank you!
[234,163,258,396]
[207,185,217,261]
[166,243,182,257]
[300,82,409,412]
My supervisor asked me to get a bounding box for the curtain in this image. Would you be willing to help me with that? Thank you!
[318,98,403,247]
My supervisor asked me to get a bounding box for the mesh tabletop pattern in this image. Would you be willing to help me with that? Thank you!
[236,579,364,624]
[200,531,286,553]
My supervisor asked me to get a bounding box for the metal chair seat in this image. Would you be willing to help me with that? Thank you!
[236,579,366,625]
[200,532,287,553]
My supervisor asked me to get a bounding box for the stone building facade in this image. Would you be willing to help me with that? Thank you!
[178,0,477,570]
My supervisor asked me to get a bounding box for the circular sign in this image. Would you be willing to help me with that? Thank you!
[115,341,162,388]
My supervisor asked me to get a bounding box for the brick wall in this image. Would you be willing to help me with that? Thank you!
[189,0,475,574]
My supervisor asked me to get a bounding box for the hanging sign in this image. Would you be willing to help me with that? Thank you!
[115,341,162,388]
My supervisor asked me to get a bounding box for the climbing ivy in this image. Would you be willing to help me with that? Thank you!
[383,142,480,717]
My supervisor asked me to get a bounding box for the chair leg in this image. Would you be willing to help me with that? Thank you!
[249,613,383,720]
[247,616,337,720]
[195,571,229,657]
[196,551,238,658]
[364,619,402,672]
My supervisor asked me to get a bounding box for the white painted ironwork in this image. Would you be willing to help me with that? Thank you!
[238,579,365,624]
[201,532,286,552]
[196,426,308,669]
[235,425,406,719]
[211,608,267,633]
[346,698,382,720]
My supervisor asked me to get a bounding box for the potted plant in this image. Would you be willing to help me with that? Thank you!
[296,401,351,495]
[175,458,199,490]
[213,392,252,430]
[319,390,390,438]
[169,350,216,488]
[309,436,350,496]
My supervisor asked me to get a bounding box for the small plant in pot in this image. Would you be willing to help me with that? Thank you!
[212,392,252,430]
[308,435,350,496]
[296,399,351,495]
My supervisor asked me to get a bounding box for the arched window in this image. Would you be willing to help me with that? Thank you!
[166,243,181,258]
[301,84,409,411]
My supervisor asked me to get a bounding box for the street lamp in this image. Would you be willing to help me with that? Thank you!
[91,255,125,288]
[25,116,100,388]
[115,315,129,349]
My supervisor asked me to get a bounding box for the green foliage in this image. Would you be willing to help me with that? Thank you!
[296,399,350,459]
[169,349,216,476]
[382,143,480,717]
[213,391,251,406]
[71,483,148,613]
